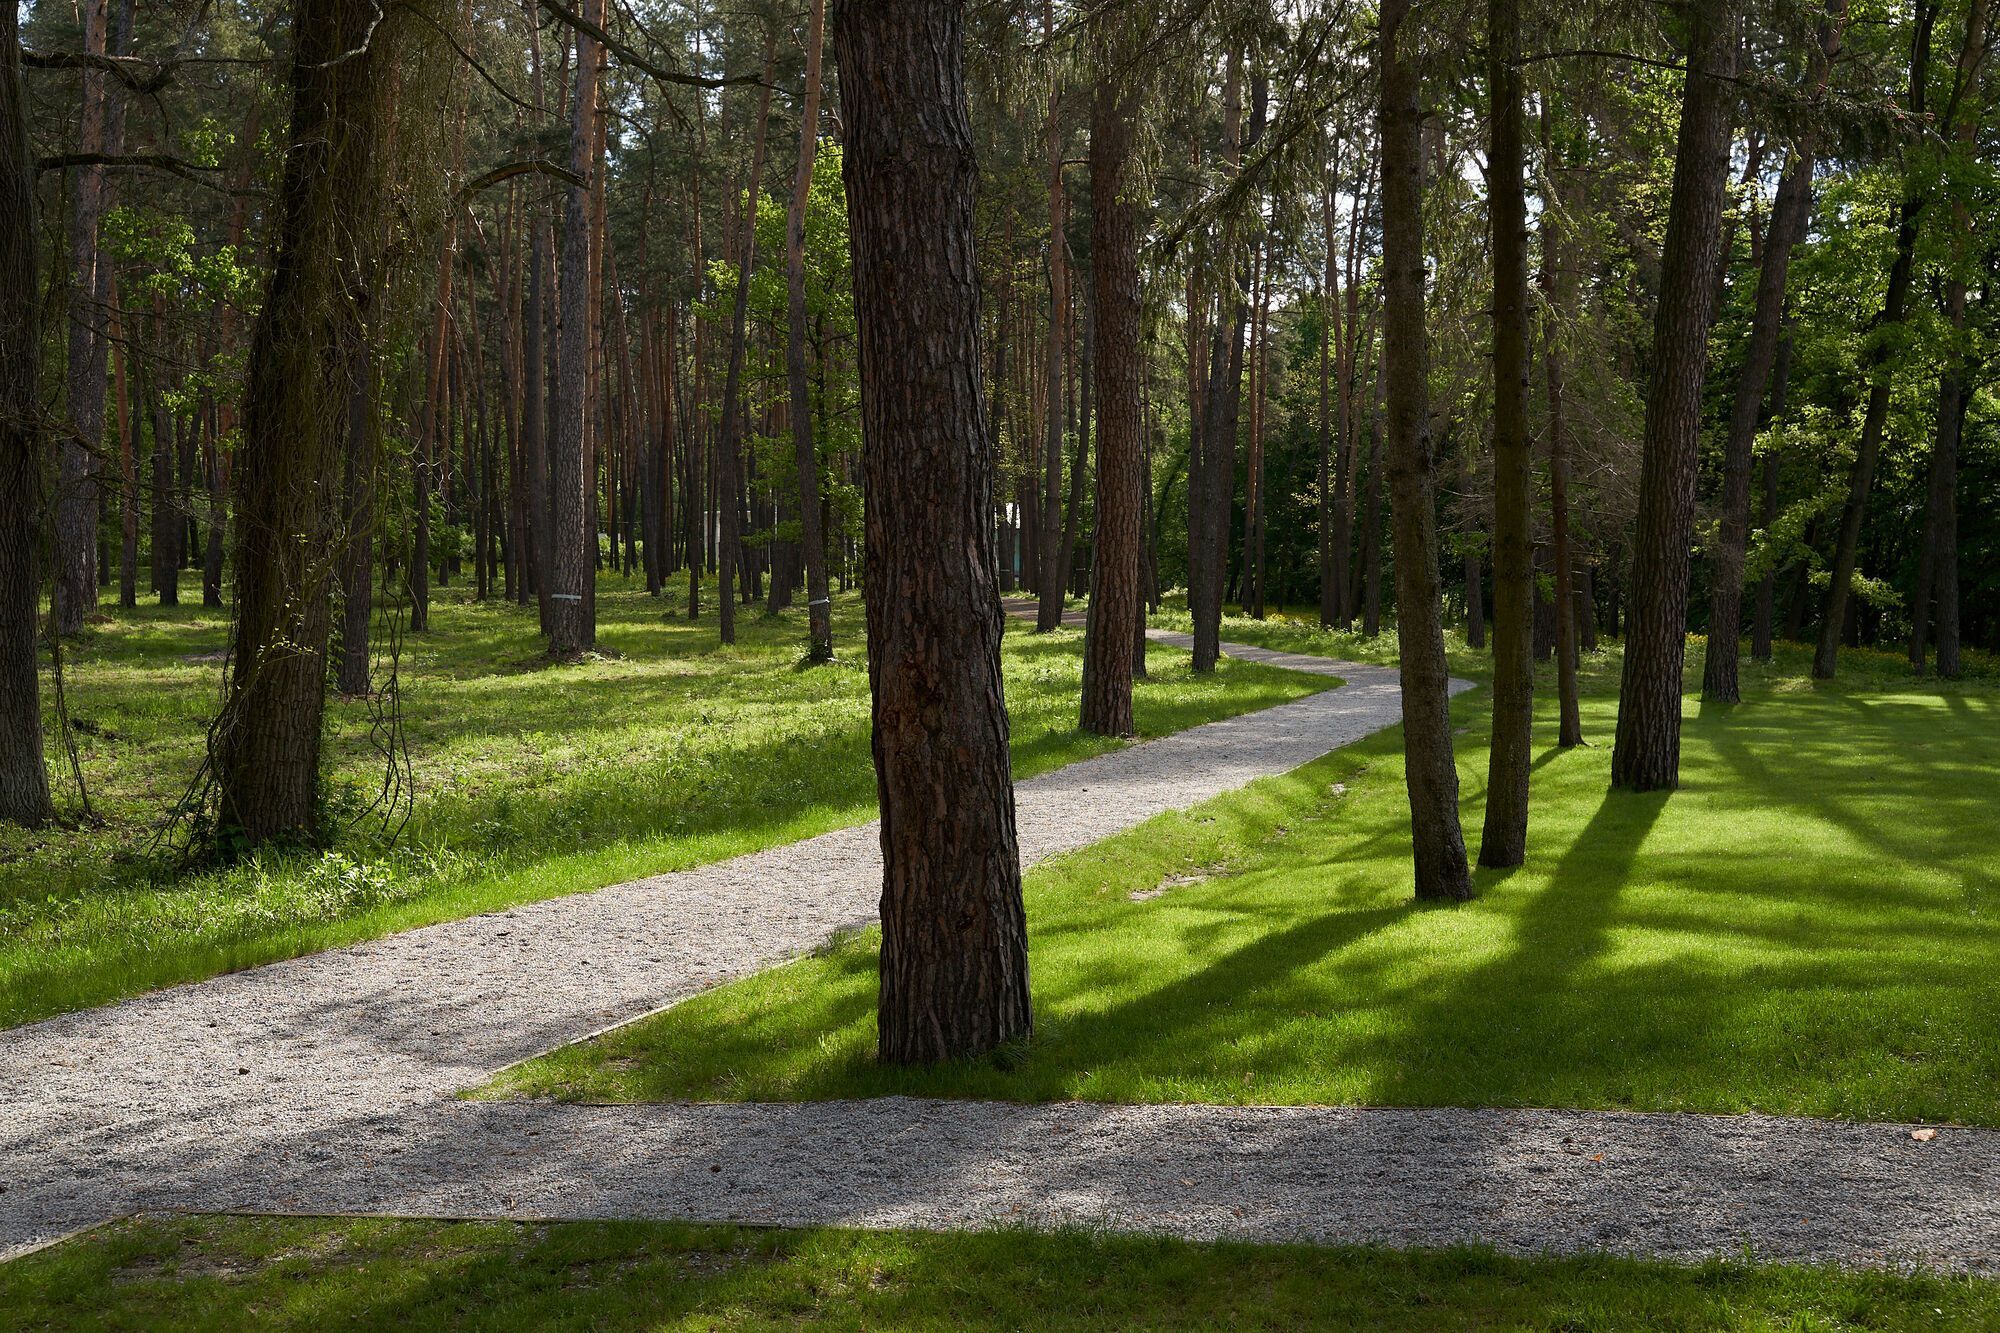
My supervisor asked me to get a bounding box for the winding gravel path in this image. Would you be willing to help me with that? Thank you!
[5,621,1994,1277]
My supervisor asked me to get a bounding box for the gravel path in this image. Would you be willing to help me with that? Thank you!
[6,623,1992,1278]
[0,625,1413,1259]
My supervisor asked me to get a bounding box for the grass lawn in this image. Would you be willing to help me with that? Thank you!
[488,618,2000,1127]
[7,1214,1996,1330]
[0,576,1321,1029]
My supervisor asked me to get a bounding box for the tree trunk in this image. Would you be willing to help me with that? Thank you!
[1478,0,1533,868]
[786,0,833,660]
[835,0,1031,1066]
[0,8,51,825]
[1318,162,1339,628]
[1539,115,1582,747]
[1910,0,1987,680]
[548,5,602,658]
[1813,4,1942,679]
[1464,551,1485,649]
[1035,0,1068,631]
[1611,0,1736,791]
[1359,368,1383,637]
[1703,5,1840,701]
[214,0,395,845]
[338,341,374,696]
[1749,329,1789,661]
[1379,0,1472,901]
[1080,42,1143,738]
[53,0,116,635]
[149,358,179,606]
[714,35,778,647]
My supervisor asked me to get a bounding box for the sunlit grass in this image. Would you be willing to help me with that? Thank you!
[490,635,2000,1127]
[8,1213,1996,1330]
[0,573,1321,1028]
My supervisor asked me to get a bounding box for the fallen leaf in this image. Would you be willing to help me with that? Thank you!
[1912,1128,1937,1142]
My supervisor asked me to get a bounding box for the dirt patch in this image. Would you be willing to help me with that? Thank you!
[1131,865,1227,902]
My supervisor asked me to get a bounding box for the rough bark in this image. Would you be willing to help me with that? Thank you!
[834,0,1031,1065]
[1379,0,1472,901]
[214,0,394,845]
[548,4,603,658]
[1478,0,1533,869]
[1611,0,1736,791]
[1080,43,1142,738]
[0,7,51,825]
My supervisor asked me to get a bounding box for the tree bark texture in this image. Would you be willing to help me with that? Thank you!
[834,0,1032,1065]
[548,1,602,658]
[786,0,833,661]
[1610,0,1736,792]
[214,0,394,845]
[1378,0,1472,901]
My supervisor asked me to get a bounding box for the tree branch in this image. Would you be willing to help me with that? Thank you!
[459,159,584,202]
[537,0,770,89]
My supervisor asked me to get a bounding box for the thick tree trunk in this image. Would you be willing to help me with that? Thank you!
[548,6,602,658]
[1378,0,1472,901]
[1611,0,1736,791]
[835,0,1031,1066]
[1478,0,1533,869]
[1080,47,1143,738]
[786,0,833,660]
[0,9,51,825]
[214,0,394,845]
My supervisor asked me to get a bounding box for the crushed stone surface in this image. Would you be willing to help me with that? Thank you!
[8,624,1990,1277]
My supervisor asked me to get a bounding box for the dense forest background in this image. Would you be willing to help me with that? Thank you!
[6,0,1996,830]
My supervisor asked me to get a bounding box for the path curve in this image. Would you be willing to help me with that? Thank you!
[0,619,1422,1259]
[7,622,1995,1277]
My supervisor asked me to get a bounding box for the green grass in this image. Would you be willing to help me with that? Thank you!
[0,574,1322,1029]
[7,1213,1996,1330]
[488,631,2000,1127]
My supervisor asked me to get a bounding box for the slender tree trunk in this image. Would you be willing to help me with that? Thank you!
[1360,367,1383,637]
[1036,0,1069,631]
[53,0,114,635]
[1318,168,1339,628]
[1464,551,1485,649]
[1749,330,1789,661]
[0,7,51,824]
[150,351,179,606]
[1814,3,1941,679]
[1611,0,1737,791]
[715,34,778,646]
[1379,0,1471,901]
[835,0,1031,1065]
[1080,41,1143,737]
[786,0,833,660]
[1479,0,1533,868]
[548,5,602,658]
[1911,0,1987,680]
[112,302,137,609]
[1703,4,1840,700]
[338,340,374,695]
[1540,120,1582,747]
[1059,308,1092,596]
[214,0,395,845]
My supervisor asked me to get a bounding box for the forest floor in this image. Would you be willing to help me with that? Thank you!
[11,1214,1999,1330]
[10,599,2000,1325]
[495,629,2000,1126]
[0,575,1316,1027]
